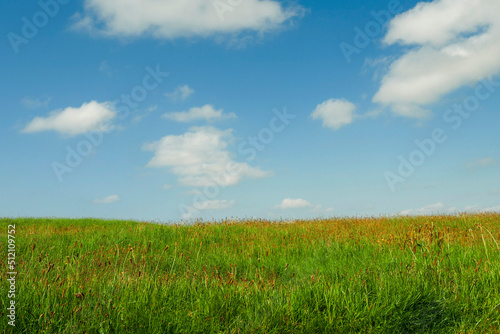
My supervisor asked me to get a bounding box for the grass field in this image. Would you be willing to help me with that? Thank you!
[1,214,500,333]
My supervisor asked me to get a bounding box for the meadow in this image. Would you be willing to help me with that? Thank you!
[1,213,500,333]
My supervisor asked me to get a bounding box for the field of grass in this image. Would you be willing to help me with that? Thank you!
[1,214,500,333]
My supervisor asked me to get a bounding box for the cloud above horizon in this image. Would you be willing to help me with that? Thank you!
[400,202,445,216]
[193,199,235,211]
[484,205,500,212]
[275,198,333,213]
[143,126,271,187]
[22,101,116,137]
[399,202,457,216]
[374,0,500,118]
[93,195,120,204]
[72,0,304,41]
[464,204,500,213]
[276,198,313,209]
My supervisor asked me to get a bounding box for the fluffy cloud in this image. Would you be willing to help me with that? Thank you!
[276,198,313,209]
[93,195,120,204]
[143,126,271,187]
[73,0,304,40]
[165,85,194,102]
[374,0,500,118]
[310,99,356,130]
[22,101,116,136]
[275,198,334,213]
[162,105,236,123]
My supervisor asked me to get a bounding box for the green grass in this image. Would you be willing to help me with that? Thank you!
[1,214,500,333]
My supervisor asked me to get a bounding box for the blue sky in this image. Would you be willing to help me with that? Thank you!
[1,0,499,222]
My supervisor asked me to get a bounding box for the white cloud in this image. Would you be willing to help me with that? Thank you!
[165,85,194,102]
[93,195,120,204]
[276,198,313,209]
[162,104,236,123]
[310,99,356,130]
[181,199,235,219]
[22,101,116,137]
[465,204,500,213]
[143,126,271,187]
[464,205,480,211]
[400,202,449,216]
[313,206,334,214]
[484,205,500,212]
[374,0,500,118]
[193,199,235,211]
[21,97,51,109]
[72,0,304,40]
[275,198,333,213]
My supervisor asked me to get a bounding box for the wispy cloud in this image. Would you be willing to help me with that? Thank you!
[21,97,51,109]
[467,157,499,168]
[464,204,500,213]
[132,105,157,123]
[162,105,236,123]
[93,195,120,204]
[165,85,194,102]
[484,205,500,212]
[193,199,235,211]
[99,60,116,77]
[400,202,456,216]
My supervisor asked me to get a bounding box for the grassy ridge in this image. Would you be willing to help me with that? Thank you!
[1,214,500,333]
